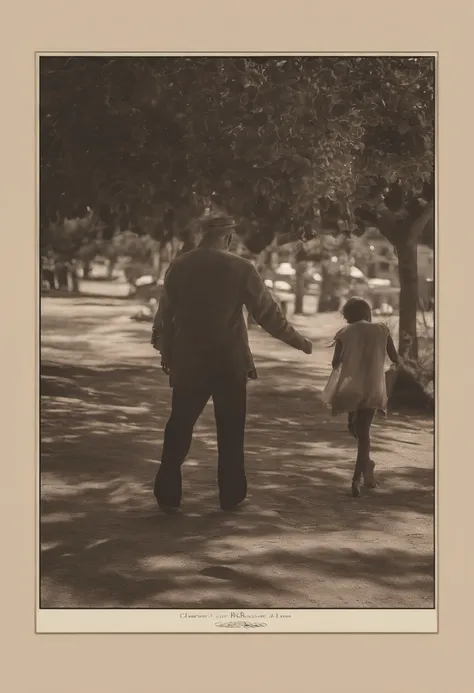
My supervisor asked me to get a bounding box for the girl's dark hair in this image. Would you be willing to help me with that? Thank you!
[342,297,372,323]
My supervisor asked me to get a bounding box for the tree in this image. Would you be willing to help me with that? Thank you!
[337,57,434,359]
[272,56,434,356]
[290,233,353,313]
[41,56,433,356]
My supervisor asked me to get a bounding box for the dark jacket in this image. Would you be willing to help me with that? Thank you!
[151,247,306,386]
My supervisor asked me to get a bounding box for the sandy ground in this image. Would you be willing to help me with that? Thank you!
[40,297,434,608]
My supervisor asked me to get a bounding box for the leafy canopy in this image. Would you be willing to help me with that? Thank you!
[40,56,434,253]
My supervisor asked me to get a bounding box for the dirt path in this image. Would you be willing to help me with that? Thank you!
[40,297,434,608]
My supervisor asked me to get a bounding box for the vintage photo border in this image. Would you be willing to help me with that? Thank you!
[2,1,472,691]
[35,49,438,635]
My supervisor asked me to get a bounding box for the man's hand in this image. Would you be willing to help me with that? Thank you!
[302,338,313,355]
[161,359,171,376]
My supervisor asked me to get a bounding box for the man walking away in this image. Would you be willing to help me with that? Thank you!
[151,215,312,512]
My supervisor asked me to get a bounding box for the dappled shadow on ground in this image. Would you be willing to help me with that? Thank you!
[40,299,434,609]
[41,360,434,609]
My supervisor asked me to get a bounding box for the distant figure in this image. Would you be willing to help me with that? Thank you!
[151,215,313,512]
[41,256,56,290]
[55,260,69,291]
[324,297,399,498]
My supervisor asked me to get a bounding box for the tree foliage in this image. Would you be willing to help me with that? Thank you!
[40,56,434,245]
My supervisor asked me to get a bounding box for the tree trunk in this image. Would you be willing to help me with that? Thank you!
[57,265,69,291]
[152,250,161,276]
[371,199,433,362]
[71,270,80,292]
[318,262,339,313]
[396,240,419,360]
[294,261,306,315]
[68,260,80,292]
[83,261,91,279]
[107,260,116,279]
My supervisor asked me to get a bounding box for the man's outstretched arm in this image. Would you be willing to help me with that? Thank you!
[244,264,312,353]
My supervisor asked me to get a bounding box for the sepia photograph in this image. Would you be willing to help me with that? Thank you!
[39,54,435,624]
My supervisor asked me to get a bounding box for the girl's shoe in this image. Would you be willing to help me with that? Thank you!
[363,460,378,488]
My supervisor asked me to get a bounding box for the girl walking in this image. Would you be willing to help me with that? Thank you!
[325,297,399,497]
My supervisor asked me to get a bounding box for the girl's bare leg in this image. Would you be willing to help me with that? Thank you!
[361,408,377,487]
[348,411,357,439]
[351,453,364,497]
[351,409,376,496]
[363,459,377,488]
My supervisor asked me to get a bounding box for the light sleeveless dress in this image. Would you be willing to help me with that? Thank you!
[329,321,390,416]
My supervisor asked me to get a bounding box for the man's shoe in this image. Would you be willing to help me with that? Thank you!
[158,503,181,514]
[155,493,181,514]
[220,498,246,512]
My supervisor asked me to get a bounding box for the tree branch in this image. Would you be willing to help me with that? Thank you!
[354,205,397,245]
